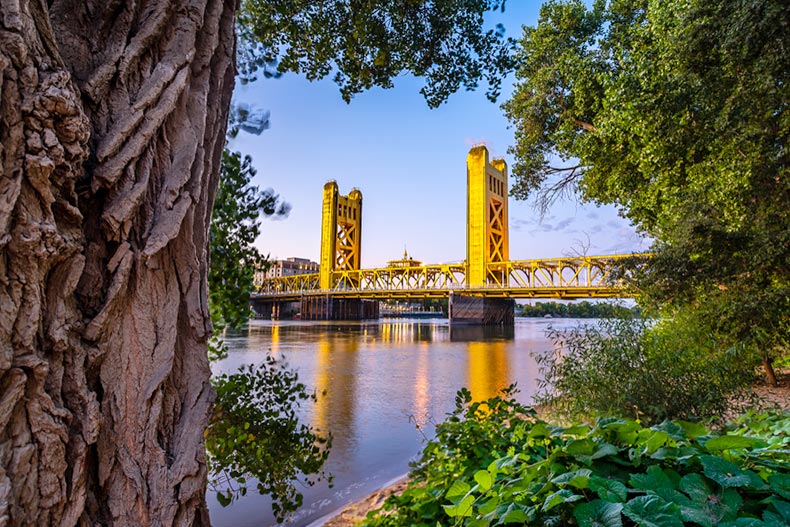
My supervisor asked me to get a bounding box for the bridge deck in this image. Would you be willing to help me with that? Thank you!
[254,254,646,301]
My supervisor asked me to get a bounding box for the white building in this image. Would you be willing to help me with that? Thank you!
[254,257,319,286]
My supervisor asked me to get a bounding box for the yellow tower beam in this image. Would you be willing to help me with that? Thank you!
[466,146,509,286]
[320,181,363,290]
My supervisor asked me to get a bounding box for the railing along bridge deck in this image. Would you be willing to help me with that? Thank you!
[254,254,641,301]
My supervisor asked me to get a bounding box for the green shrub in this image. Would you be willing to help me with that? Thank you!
[206,356,332,520]
[535,318,757,424]
[362,391,790,527]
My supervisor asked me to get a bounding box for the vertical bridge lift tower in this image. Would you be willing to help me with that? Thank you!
[302,181,379,320]
[449,145,515,324]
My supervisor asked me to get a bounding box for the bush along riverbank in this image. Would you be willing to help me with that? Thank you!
[360,388,790,527]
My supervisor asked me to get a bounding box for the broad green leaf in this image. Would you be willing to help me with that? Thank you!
[500,506,529,524]
[446,479,471,502]
[474,469,493,491]
[623,495,683,527]
[631,466,689,506]
[477,495,499,516]
[592,443,620,460]
[443,494,474,518]
[542,489,583,511]
[718,519,766,527]
[574,500,623,527]
[679,473,742,525]
[704,436,768,452]
[552,468,593,489]
[566,438,596,456]
[641,431,670,453]
[762,510,788,527]
[772,500,790,522]
[768,474,790,500]
[700,455,765,489]
[590,476,629,502]
[676,421,709,439]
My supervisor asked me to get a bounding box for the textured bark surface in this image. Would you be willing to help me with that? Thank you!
[0,0,236,525]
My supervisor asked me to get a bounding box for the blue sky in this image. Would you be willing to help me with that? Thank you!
[229,3,650,268]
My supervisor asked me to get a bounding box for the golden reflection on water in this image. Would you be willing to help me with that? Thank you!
[413,342,431,426]
[467,340,510,402]
[269,324,280,359]
[313,332,359,455]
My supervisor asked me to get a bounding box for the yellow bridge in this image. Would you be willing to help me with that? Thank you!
[255,254,638,301]
[254,146,645,322]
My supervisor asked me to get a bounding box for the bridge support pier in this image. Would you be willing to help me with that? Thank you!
[301,296,379,321]
[448,293,514,326]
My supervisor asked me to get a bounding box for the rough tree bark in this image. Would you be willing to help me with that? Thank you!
[1,0,237,525]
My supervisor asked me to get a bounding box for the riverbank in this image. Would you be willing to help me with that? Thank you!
[319,370,790,527]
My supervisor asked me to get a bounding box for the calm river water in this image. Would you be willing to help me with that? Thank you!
[208,317,588,527]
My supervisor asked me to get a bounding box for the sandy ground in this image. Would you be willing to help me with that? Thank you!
[320,372,790,527]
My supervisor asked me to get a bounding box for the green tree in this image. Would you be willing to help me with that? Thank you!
[208,149,288,339]
[238,0,516,107]
[504,0,789,383]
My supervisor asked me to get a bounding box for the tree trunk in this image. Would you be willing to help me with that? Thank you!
[763,357,778,388]
[0,0,236,525]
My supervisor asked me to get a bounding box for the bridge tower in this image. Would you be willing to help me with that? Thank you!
[466,145,509,285]
[449,146,514,325]
[320,181,363,290]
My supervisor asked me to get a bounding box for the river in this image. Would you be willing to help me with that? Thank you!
[208,317,590,527]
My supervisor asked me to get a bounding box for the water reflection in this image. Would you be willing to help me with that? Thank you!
[314,333,359,456]
[210,317,585,527]
[467,341,511,402]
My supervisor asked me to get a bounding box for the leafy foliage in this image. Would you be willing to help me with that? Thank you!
[517,301,639,319]
[206,150,330,521]
[361,390,790,526]
[503,0,790,374]
[208,149,289,347]
[535,318,756,424]
[237,0,517,107]
[206,357,332,521]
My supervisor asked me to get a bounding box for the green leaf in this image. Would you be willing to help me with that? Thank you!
[631,466,689,506]
[474,469,493,492]
[700,455,765,489]
[622,495,683,527]
[718,519,766,527]
[443,494,475,518]
[679,473,742,525]
[676,421,709,439]
[704,435,768,452]
[768,474,790,500]
[552,468,593,489]
[500,506,529,524]
[574,500,623,527]
[772,500,790,522]
[446,479,472,503]
[542,489,583,511]
[216,490,232,507]
[590,476,629,502]
[566,438,595,456]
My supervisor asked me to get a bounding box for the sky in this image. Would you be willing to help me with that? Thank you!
[229,3,650,268]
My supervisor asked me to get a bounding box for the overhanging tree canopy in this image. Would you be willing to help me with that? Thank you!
[503,0,789,377]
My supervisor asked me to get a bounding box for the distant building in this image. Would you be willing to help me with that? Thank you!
[387,249,422,268]
[254,257,319,286]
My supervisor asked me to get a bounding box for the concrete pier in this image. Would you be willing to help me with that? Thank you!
[301,296,379,321]
[448,293,514,325]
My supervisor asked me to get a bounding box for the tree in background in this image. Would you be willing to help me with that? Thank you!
[0,1,515,523]
[208,149,288,343]
[504,0,789,383]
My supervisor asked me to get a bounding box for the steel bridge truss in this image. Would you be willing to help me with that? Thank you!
[255,254,642,301]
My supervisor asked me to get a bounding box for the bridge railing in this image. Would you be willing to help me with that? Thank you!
[254,254,648,297]
[485,254,640,290]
